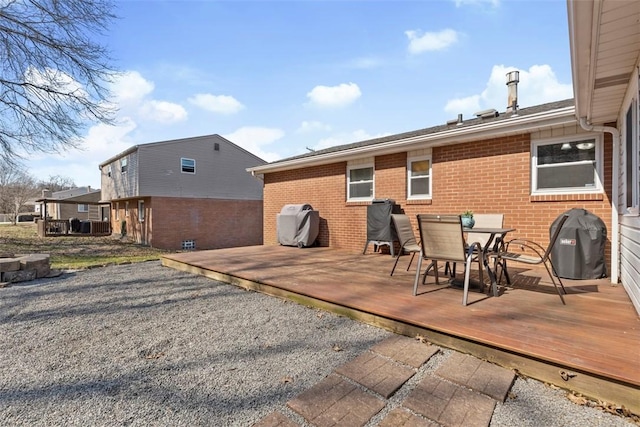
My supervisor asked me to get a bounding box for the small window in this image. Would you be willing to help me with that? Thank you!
[138,200,145,222]
[407,156,431,199]
[181,158,196,174]
[107,165,112,177]
[532,136,603,194]
[77,204,89,213]
[115,202,119,220]
[125,201,129,216]
[347,164,374,201]
[121,157,128,173]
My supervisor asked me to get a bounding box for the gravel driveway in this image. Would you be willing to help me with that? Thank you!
[0,261,634,426]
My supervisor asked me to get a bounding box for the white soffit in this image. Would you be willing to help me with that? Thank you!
[569,0,640,124]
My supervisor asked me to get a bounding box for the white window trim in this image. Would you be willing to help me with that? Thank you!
[121,157,128,173]
[407,154,432,200]
[77,204,89,213]
[347,162,375,201]
[625,95,639,212]
[107,165,112,177]
[531,134,604,195]
[181,157,196,174]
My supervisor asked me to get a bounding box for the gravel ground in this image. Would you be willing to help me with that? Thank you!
[0,261,635,426]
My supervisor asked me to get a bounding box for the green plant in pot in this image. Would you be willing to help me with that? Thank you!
[461,210,475,228]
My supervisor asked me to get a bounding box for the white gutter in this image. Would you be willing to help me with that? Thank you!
[247,106,576,174]
[579,117,620,285]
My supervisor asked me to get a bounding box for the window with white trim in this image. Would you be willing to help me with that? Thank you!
[121,157,128,173]
[532,135,603,194]
[347,163,374,201]
[107,165,112,177]
[407,155,432,199]
[181,158,196,174]
[77,204,89,213]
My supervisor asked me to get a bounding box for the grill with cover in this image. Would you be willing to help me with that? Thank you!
[277,204,319,248]
[550,208,607,279]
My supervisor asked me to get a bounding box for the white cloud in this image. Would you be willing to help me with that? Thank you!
[405,29,459,55]
[296,121,332,133]
[111,71,154,105]
[223,126,284,162]
[188,93,245,114]
[306,83,361,108]
[314,129,389,151]
[139,100,188,123]
[444,64,573,117]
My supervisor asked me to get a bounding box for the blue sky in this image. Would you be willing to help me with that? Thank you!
[26,0,574,189]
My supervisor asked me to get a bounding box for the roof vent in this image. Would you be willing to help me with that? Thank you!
[474,109,499,119]
[446,114,464,126]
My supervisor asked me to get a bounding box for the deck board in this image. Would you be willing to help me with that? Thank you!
[162,245,640,411]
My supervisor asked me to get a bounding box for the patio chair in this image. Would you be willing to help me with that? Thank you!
[492,214,569,304]
[390,214,421,276]
[413,214,484,306]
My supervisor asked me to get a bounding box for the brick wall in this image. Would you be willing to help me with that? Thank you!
[263,133,613,263]
[109,197,263,250]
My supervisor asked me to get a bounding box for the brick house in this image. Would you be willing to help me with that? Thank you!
[249,98,611,258]
[99,134,266,250]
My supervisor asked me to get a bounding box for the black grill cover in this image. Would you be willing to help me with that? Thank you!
[550,208,607,279]
[366,199,400,241]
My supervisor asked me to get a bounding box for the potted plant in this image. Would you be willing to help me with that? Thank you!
[461,210,475,228]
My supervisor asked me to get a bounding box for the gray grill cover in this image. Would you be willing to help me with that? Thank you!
[550,208,607,279]
[277,204,319,248]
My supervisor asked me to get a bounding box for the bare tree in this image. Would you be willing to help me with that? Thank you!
[0,160,38,224]
[38,174,76,192]
[0,0,118,163]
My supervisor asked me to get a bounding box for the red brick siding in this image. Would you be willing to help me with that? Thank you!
[263,133,613,263]
[110,197,263,250]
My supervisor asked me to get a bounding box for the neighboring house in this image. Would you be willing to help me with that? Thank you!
[568,0,640,312]
[37,187,105,221]
[99,134,266,250]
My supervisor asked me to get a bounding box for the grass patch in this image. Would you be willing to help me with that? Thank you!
[0,223,171,270]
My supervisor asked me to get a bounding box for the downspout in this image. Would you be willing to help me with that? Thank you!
[579,117,620,284]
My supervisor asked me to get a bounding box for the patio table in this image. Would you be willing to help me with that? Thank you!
[463,227,515,296]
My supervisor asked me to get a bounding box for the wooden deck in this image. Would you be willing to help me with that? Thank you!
[162,245,640,413]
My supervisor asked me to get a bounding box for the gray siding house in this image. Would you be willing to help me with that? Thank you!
[99,134,266,250]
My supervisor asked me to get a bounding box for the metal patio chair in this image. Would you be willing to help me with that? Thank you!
[390,214,421,276]
[413,214,484,306]
[491,214,570,304]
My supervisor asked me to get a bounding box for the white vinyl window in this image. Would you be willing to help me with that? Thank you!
[407,155,432,199]
[181,158,196,174]
[347,164,374,201]
[107,165,112,177]
[77,204,89,213]
[121,157,128,173]
[532,135,603,194]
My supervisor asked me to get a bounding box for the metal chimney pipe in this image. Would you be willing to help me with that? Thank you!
[506,70,519,114]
